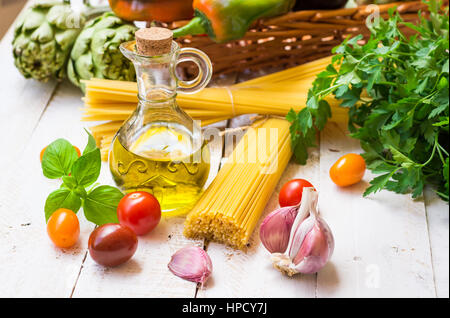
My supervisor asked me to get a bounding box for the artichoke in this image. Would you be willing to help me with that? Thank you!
[67,12,137,90]
[12,0,86,81]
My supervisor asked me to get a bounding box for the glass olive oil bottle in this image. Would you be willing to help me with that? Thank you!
[110,28,213,217]
[110,123,210,215]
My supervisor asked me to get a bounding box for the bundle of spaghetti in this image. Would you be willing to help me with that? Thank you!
[183,117,292,250]
[82,56,348,160]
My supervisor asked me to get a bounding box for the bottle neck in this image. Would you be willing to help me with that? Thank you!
[137,94,178,110]
[134,54,178,102]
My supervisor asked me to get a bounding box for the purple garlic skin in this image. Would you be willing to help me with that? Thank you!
[260,206,298,253]
[168,246,212,284]
[270,187,334,276]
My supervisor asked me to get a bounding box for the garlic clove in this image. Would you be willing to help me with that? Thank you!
[259,206,298,253]
[291,219,334,274]
[283,187,315,254]
[168,246,212,284]
[288,214,316,261]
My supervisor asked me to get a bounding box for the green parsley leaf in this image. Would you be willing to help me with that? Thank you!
[288,0,449,201]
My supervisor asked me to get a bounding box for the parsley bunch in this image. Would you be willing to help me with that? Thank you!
[41,131,124,224]
[287,0,449,201]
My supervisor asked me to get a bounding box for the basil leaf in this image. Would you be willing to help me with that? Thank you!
[61,175,77,189]
[83,129,97,155]
[44,189,82,222]
[74,186,88,200]
[41,139,79,179]
[83,185,123,225]
[71,148,101,187]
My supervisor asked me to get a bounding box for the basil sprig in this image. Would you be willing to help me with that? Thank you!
[42,131,124,224]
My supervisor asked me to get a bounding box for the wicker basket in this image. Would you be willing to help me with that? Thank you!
[166,1,446,77]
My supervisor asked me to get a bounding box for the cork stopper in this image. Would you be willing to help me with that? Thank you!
[135,27,173,56]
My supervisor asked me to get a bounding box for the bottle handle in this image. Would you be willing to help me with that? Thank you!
[175,48,213,95]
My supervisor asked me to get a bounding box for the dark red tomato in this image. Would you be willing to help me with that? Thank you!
[88,224,138,267]
[117,191,161,236]
[279,179,315,207]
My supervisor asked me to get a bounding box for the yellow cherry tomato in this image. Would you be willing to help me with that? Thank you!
[47,209,80,248]
[329,153,366,187]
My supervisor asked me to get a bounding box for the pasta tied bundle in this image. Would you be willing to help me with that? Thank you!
[81,56,348,160]
[183,118,292,250]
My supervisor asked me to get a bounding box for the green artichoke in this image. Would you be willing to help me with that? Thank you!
[12,0,86,81]
[67,12,137,90]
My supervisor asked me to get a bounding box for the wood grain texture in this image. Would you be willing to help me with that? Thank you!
[0,82,93,297]
[424,188,449,298]
[72,217,201,298]
[0,9,58,171]
[0,4,64,296]
[317,122,435,297]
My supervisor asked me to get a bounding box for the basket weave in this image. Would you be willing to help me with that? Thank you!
[167,1,447,77]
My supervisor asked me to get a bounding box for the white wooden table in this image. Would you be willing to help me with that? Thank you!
[0,6,448,298]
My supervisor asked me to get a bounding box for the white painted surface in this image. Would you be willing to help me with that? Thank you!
[0,82,93,297]
[317,122,436,298]
[424,188,449,298]
[0,3,448,297]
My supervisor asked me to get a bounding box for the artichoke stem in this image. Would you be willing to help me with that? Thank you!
[173,17,207,38]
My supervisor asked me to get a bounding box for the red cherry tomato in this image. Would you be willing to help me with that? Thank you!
[47,209,80,248]
[117,191,161,236]
[279,179,315,207]
[88,224,138,267]
[330,153,366,187]
[40,145,81,162]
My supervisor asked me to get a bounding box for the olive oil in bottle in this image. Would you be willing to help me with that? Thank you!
[110,123,210,216]
[110,27,213,217]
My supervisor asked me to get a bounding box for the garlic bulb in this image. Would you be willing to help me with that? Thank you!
[266,188,334,276]
[168,246,213,284]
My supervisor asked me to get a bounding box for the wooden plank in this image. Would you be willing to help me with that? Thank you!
[72,217,202,298]
[0,82,94,297]
[0,2,58,170]
[0,2,66,297]
[317,121,436,297]
[424,188,449,298]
